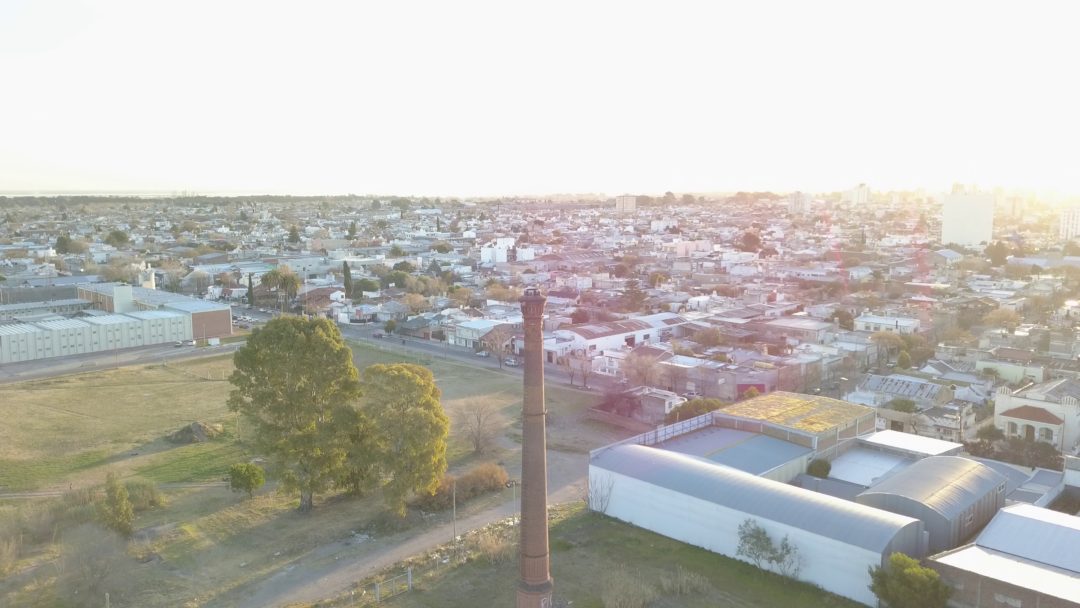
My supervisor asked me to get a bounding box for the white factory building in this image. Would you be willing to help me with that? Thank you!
[0,309,192,364]
[590,444,927,606]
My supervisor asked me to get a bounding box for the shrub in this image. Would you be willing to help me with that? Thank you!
[124,479,165,511]
[410,463,508,512]
[807,459,831,479]
[228,463,266,499]
[469,529,514,564]
[99,472,134,537]
[0,535,19,576]
[658,565,709,595]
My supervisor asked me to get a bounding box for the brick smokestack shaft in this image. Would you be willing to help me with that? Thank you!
[517,287,553,608]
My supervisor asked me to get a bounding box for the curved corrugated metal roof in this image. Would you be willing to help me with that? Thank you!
[591,444,920,553]
[857,456,1005,520]
[976,503,1080,573]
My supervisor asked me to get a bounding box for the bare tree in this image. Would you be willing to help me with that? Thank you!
[560,355,578,386]
[575,353,595,389]
[623,351,660,388]
[588,473,615,514]
[482,323,516,369]
[458,400,503,455]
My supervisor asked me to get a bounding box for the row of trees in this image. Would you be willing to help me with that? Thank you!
[228,318,449,513]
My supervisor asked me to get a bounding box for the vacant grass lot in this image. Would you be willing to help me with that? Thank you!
[382,504,862,608]
[0,338,614,608]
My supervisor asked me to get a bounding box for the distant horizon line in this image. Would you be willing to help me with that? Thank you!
[1,185,1073,200]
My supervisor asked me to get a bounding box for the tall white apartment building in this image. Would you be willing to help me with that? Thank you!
[941,192,994,247]
[846,183,871,205]
[1060,207,1080,240]
[788,191,812,214]
[614,195,637,213]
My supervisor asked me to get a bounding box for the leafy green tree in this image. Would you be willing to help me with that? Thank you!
[740,231,761,252]
[104,229,129,247]
[869,552,951,608]
[392,260,415,272]
[741,386,761,400]
[431,241,452,253]
[384,319,397,334]
[389,244,406,257]
[288,226,300,243]
[228,317,361,512]
[247,273,256,306]
[831,308,854,330]
[807,459,831,478]
[664,398,729,423]
[229,463,266,498]
[347,220,357,239]
[897,350,912,370]
[356,278,380,293]
[985,241,1010,266]
[100,472,135,537]
[361,364,449,515]
[570,308,590,324]
[887,398,918,414]
[976,424,1005,442]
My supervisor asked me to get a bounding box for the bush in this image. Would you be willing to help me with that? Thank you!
[658,565,709,595]
[410,463,508,512]
[228,463,266,499]
[124,479,165,512]
[468,529,514,564]
[807,459,831,479]
[0,535,19,576]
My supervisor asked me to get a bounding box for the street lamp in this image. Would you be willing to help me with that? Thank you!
[505,479,520,524]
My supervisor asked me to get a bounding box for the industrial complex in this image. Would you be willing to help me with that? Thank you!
[588,392,1080,607]
[0,283,231,364]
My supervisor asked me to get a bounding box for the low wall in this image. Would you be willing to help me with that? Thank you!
[584,408,654,433]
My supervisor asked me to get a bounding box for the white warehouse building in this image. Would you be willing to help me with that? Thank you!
[589,444,928,606]
[0,311,192,364]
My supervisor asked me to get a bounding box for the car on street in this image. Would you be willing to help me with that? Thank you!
[372,332,385,338]
[474,350,489,357]
[504,357,519,367]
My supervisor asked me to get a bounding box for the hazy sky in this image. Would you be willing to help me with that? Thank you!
[2,0,1078,197]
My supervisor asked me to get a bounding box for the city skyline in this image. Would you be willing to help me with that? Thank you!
[2,0,1079,198]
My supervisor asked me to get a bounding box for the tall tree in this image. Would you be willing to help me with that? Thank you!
[347,220,357,239]
[361,364,449,515]
[228,317,361,512]
[342,261,353,298]
[247,273,256,306]
[869,552,951,608]
[288,226,300,243]
[621,279,648,312]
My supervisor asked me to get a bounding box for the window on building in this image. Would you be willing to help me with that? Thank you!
[1008,421,1018,436]
[1039,427,1053,442]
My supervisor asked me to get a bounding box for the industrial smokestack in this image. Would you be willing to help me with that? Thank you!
[517,287,554,607]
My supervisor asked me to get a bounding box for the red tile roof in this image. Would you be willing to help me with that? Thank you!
[1000,405,1064,425]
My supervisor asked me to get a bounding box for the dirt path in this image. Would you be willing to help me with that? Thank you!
[228,449,587,608]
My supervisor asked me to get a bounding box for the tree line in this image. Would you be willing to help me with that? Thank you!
[228,317,449,513]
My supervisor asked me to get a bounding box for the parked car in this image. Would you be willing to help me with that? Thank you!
[173,341,183,347]
[504,358,519,367]
[474,351,490,358]
[372,332,385,338]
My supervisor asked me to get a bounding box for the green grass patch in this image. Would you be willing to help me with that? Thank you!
[373,503,861,608]
[0,450,109,490]
[134,440,248,484]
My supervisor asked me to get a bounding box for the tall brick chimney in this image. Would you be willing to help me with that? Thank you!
[517,287,553,608]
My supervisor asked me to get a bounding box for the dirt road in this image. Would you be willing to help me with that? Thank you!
[228,449,587,608]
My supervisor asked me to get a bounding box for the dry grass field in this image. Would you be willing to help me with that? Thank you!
[0,340,611,607]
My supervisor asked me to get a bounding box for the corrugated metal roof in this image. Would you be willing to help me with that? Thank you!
[976,503,1080,573]
[719,391,873,434]
[857,456,1006,520]
[33,318,90,331]
[0,323,40,336]
[933,546,1080,603]
[82,314,136,326]
[860,430,962,456]
[591,444,920,553]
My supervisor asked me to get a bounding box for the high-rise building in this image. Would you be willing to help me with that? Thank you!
[846,183,870,205]
[1060,208,1080,241]
[788,191,811,215]
[941,191,994,247]
[614,195,637,213]
[517,288,553,608]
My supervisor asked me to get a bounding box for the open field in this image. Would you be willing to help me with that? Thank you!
[329,503,862,608]
[0,338,615,607]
